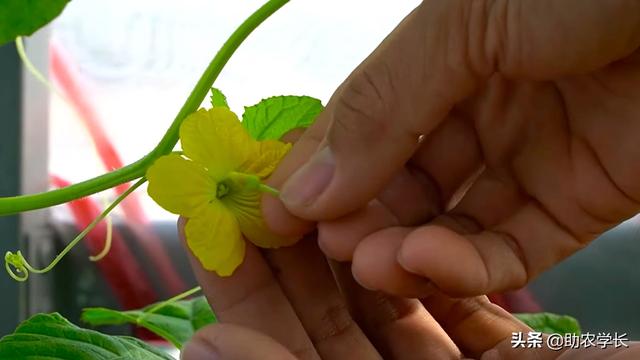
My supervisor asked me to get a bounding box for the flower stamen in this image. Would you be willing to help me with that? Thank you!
[216,182,230,198]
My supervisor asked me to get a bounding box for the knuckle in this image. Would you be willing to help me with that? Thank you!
[317,226,353,262]
[440,297,485,331]
[331,66,394,144]
[483,0,523,75]
[310,302,356,346]
[366,293,423,327]
[491,230,530,289]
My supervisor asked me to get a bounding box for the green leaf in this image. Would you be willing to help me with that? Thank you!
[242,95,323,141]
[82,296,216,349]
[0,313,173,360]
[0,0,71,46]
[210,88,229,109]
[515,312,581,335]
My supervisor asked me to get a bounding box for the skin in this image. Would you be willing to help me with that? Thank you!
[261,0,640,298]
[180,0,640,357]
[178,223,640,359]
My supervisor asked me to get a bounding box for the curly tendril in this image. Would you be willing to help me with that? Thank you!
[4,178,146,281]
[89,199,113,262]
[5,251,29,281]
[15,36,69,102]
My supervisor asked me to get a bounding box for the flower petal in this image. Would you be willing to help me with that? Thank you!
[185,204,245,276]
[214,234,246,277]
[239,140,292,179]
[180,108,253,179]
[146,154,214,217]
[221,184,298,248]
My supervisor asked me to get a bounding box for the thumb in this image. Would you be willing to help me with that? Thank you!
[278,0,640,220]
[181,324,296,360]
[280,1,475,219]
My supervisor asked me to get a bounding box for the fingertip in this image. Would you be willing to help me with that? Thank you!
[318,201,398,262]
[261,194,315,237]
[397,225,489,297]
[351,227,436,297]
[181,336,218,360]
[279,146,335,217]
[317,222,354,262]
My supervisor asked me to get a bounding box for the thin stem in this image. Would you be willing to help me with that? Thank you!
[259,184,280,197]
[144,286,202,316]
[0,0,290,216]
[16,37,68,101]
[4,179,146,281]
[89,199,113,262]
[227,172,281,196]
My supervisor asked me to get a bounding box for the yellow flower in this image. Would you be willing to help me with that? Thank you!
[146,107,294,276]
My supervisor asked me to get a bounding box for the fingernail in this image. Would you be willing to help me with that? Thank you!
[280,146,335,209]
[181,339,218,360]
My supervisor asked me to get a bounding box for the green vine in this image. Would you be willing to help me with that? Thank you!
[0,0,289,216]
[4,178,146,281]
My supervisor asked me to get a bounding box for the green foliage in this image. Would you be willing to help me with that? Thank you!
[0,313,173,359]
[0,0,290,215]
[515,312,581,335]
[0,0,70,46]
[82,296,216,349]
[210,88,230,108]
[242,95,323,140]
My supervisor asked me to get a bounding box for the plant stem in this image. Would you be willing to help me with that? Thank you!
[5,178,146,281]
[144,286,202,315]
[16,37,66,101]
[0,0,290,216]
[89,198,113,262]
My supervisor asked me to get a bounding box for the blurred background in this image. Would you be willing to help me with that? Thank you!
[0,0,638,355]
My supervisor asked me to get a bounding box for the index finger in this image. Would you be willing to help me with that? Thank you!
[178,217,320,359]
[261,119,327,237]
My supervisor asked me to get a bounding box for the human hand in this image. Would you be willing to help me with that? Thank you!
[177,218,527,359]
[177,221,640,359]
[262,0,640,297]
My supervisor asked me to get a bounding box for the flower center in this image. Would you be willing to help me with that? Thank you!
[216,182,230,199]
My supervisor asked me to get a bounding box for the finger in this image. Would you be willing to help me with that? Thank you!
[349,196,580,298]
[481,337,560,360]
[345,202,514,297]
[272,111,481,246]
[397,168,588,296]
[376,165,443,226]
[554,342,640,360]
[375,113,483,225]
[351,227,437,298]
[318,115,482,261]
[278,2,479,220]
[409,113,483,209]
[182,323,296,360]
[345,203,495,296]
[421,294,533,359]
[331,261,462,360]
[277,0,640,221]
[318,200,398,262]
[484,337,640,359]
[489,0,640,79]
[264,236,380,359]
[262,112,327,237]
[178,218,320,360]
